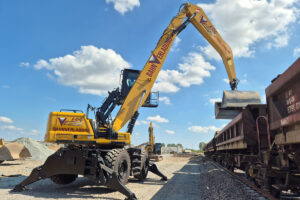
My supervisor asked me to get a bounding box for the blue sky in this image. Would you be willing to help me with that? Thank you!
[0,0,299,149]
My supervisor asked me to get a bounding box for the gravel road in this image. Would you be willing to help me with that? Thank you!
[0,154,262,200]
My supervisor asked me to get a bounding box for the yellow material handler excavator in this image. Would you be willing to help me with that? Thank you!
[14,3,260,200]
[137,122,163,161]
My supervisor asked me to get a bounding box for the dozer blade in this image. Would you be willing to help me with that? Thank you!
[0,142,31,162]
[215,90,261,119]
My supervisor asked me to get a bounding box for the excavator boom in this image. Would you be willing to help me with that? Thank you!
[113,3,256,131]
[186,4,237,90]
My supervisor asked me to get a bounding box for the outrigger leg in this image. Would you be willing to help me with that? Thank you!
[100,164,137,200]
[149,162,168,181]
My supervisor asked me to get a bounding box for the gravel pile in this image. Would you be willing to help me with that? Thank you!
[14,138,55,162]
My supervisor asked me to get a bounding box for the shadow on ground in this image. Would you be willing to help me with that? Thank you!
[0,163,21,166]
[129,178,166,185]
[150,156,201,200]
[1,177,119,200]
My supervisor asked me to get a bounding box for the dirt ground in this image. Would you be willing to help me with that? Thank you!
[0,155,201,200]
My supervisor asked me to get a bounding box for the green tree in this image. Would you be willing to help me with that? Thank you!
[161,143,165,147]
[177,144,183,148]
[199,142,207,151]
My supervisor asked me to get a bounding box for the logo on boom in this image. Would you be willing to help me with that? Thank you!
[146,37,173,78]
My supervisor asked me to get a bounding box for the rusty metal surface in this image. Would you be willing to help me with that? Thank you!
[266,58,300,131]
[204,137,215,152]
[222,90,261,107]
[214,104,267,150]
[215,91,262,119]
[215,102,243,119]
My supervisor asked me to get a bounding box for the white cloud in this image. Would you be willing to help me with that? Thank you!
[1,125,23,131]
[1,85,10,89]
[147,115,169,123]
[151,122,160,128]
[159,96,171,105]
[165,129,175,135]
[198,0,299,59]
[33,45,131,96]
[135,120,159,128]
[223,77,247,84]
[240,79,247,84]
[262,94,266,104]
[153,82,180,93]
[188,125,219,134]
[0,116,13,124]
[105,0,140,15]
[294,47,300,57]
[154,52,215,93]
[223,78,229,84]
[135,120,148,125]
[19,62,30,67]
[171,37,181,52]
[209,98,221,105]
[26,129,40,136]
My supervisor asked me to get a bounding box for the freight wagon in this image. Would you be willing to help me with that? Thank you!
[204,58,300,197]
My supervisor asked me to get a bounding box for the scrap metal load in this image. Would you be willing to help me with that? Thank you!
[204,58,300,197]
[0,139,31,164]
[215,91,261,119]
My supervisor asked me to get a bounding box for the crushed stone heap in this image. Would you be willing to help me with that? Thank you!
[13,137,55,161]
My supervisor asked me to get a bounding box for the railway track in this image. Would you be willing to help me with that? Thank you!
[207,157,277,200]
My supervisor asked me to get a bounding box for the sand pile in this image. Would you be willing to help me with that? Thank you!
[14,138,55,161]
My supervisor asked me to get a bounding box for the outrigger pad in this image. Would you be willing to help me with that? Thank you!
[104,169,137,200]
[149,163,167,181]
[215,90,261,119]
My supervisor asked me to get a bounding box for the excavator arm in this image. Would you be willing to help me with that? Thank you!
[186,4,237,90]
[113,3,237,132]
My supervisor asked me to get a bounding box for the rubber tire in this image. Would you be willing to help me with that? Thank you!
[134,151,149,181]
[50,174,78,185]
[105,149,131,185]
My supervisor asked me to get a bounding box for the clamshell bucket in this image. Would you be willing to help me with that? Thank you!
[215,90,261,119]
[0,142,31,162]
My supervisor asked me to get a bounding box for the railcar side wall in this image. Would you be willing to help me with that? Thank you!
[266,58,300,145]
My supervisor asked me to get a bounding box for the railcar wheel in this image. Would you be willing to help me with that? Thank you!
[262,178,281,198]
[105,149,131,184]
[228,165,234,172]
[50,174,78,185]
